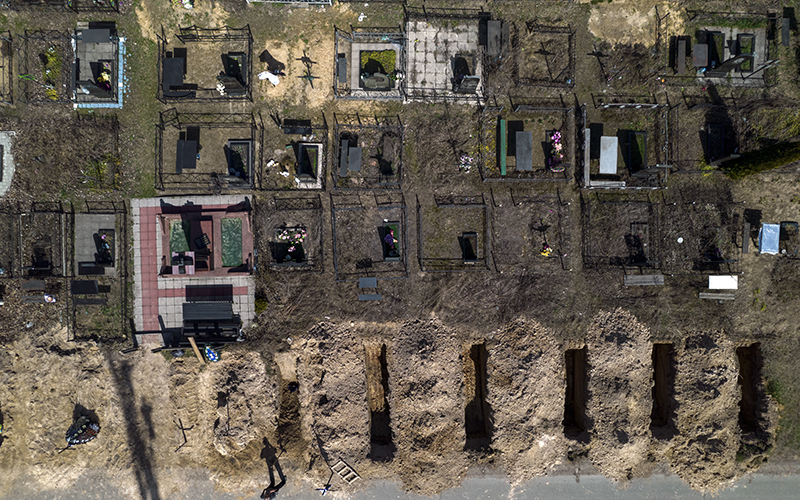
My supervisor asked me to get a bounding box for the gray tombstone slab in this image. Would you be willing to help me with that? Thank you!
[515,131,533,171]
[693,44,708,67]
[82,29,111,44]
[599,136,618,175]
[487,21,502,58]
[348,147,362,172]
[783,18,791,47]
[339,140,349,177]
[337,54,347,84]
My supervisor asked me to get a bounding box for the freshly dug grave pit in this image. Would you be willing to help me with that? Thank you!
[365,343,395,461]
[651,343,677,438]
[586,309,654,482]
[390,319,467,495]
[463,343,491,452]
[486,319,566,482]
[564,347,588,440]
[737,343,762,434]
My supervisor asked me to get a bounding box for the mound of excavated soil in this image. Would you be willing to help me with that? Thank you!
[667,331,740,492]
[586,309,654,481]
[207,352,278,456]
[390,319,468,495]
[487,319,566,482]
[297,323,371,474]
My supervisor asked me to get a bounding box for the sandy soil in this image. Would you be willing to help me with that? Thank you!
[487,319,567,483]
[586,309,655,482]
[0,312,778,497]
[390,319,469,495]
[587,1,683,46]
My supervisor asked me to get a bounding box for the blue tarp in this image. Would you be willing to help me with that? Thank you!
[759,223,780,254]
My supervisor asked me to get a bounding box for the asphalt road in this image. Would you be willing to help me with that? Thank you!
[7,465,800,500]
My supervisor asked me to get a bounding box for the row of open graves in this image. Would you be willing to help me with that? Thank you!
[340,339,769,460]
[0,201,128,341]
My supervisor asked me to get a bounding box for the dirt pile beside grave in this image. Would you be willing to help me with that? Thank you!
[390,318,468,495]
[296,323,372,483]
[586,309,654,482]
[487,319,567,483]
[666,331,741,492]
[208,352,278,456]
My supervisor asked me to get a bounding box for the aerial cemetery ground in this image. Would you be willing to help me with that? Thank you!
[0,0,800,498]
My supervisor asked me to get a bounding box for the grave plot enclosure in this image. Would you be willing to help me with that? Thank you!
[418,195,489,271]
[158,25,252,102]
[19,30,73,103]
[72,23,122,106]
[157,109,257,192]
[582,194,660,270]
[334,27,405,100]
[488,22,575,92]
[492,190,569,273]
[255,194,323,272]
[334,114,403,189]
[582,100,671,189]
[661,196,742,275]
[663,11,776,87]
[332,193,407,281]
[261,117,327,190]
[404,7,487,101]
[480,99,573,181]
[19,205,66,277]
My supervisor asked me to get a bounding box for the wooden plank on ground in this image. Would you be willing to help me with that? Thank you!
[624,274,665,286]
[742,222,750,253]
[699,292,735,300]
[188,336,205,364]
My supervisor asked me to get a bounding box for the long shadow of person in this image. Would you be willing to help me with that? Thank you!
[260,438,286,499]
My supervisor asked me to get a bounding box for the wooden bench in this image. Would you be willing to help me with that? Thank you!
[73,298,108,305]
[742,222,751,254]
[677,39,686,74]
[624,275,664,286]
[462,232,478,263]
[699,292,735,300]
[22,280,46,292]
[359,277,378,288]
[783,18,791,47]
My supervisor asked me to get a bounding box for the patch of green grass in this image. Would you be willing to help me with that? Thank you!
[725,141,800,179]
[360,50,396,75]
